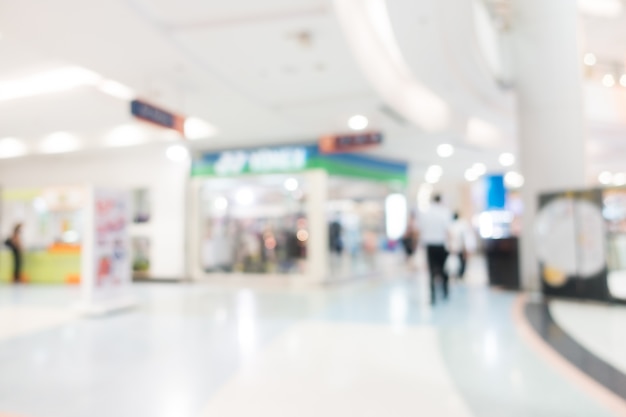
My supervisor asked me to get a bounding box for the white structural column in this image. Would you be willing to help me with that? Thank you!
[510,0,587,290]
[306,170,329,283]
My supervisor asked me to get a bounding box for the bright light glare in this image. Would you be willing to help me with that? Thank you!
[579,0,624,18]
[499,153,516,167]
[479,212,495,239]
[103,124,147,147]
[0,137,28,159]
[613,173,626,186]
[348,114,369,131]
[0,67,102,102]
[284,178,299,191]
[236,189,254,206]
[504,171,525,189]
[425,165,443,184]
[621,75,626,87]
[473,163,487,176]
[598,171,613,185]
[39,132,81,154]
[214,197,228,210]
[184,117,217,140]
[437,144,454,158]
[33,197,47,213]
[385,194,407,240]
[465,169,480,182]
[584,53,597,66]
[165,144,189,162]
[603,74,616,87]
[98,80,135,100]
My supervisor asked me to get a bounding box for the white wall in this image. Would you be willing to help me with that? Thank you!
[0,144,188,279]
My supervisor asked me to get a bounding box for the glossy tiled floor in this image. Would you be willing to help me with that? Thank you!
[0,263,623,417]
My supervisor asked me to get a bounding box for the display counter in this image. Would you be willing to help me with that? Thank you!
[0,247,80,284]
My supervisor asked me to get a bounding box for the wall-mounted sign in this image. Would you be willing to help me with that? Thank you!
[197,146,309,177]
[192,144,408,184]
[131,99,185,135]
[319,132,383,154]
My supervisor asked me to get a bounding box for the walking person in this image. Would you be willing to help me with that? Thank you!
[401,215,419,270]
[419,195,452,304]
[447,212,470,280]
[4,223,23,284]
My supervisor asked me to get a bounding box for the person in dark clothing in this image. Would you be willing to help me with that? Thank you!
[5,223,23,284]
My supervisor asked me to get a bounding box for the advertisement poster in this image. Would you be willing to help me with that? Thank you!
[79,187,134,314]
[536,189,610,301]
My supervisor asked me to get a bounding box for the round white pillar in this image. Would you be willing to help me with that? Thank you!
[511,0,587,290]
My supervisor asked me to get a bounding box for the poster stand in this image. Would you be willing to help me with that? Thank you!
[75,187,136,316]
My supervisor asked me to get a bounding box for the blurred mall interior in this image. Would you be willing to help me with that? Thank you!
[2,0,626,416]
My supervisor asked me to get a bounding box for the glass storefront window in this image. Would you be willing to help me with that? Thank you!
[198,174,309,275]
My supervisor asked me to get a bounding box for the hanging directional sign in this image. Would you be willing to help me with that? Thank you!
[131,99,185,135]
[319,131,383,154]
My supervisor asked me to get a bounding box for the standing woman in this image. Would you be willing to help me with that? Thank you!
[5,223,23,284]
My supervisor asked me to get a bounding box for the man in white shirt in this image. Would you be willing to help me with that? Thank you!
[419,194,453,304]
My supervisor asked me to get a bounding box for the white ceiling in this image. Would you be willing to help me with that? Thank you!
[0,0,624,184]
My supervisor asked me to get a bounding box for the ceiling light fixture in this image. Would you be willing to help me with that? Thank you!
[472,163,487,176]
[603,74,616,87]
[348,114,369,131]
[621,74,626,87]
[499,152,515,167]
[425,165,443,184]
[0,67,102,102]
[0,137,28,159]
[166,144,189,162]
[437,144,454,158]
[98,80,135,101]
[184,117,217,140]
[465,169,479,182]
[39,132,81,154]
[613,173,626,186]
[598,171,613,185]
[583,53,597,66]
[504,171,525,189]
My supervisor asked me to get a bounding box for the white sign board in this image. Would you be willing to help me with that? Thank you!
[78,187,134,315]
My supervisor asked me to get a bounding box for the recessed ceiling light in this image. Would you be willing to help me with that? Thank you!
[39,132,81,154]
[425,165,443,183]
[499,152,515,167]
[472,163,487,176]
[465,168,479,182]
[184,117,217,140]
[165,144,189,162]
[598,171,613,185]
[504,171,525,189]
[437,144,454,158]
[603,74,616,87]
[348,114,369,131]
[584,53,597,66]
[0,137,28,159]
[613,173,626,186]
